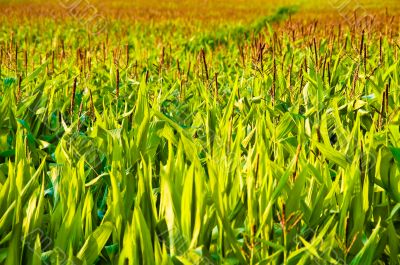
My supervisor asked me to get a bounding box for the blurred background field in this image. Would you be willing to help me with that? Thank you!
[0,0,399,23]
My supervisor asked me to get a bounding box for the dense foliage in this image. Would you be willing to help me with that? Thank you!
[0,4,400,264]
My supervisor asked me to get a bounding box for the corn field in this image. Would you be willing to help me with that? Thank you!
[0,1,400,264]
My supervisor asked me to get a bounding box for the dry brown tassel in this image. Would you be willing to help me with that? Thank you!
[15,44,18,75]
[17,74,22,103]
[70,77,77,116]
[288,54,294,88]
[359,30,364,58]
[327,61,331,85]
[313,38,318,68]
[259,43,265,72]
[134,60,138,78]
[214,73,218,101]
[304,57,308,74]
[176,59,181,79]
[379,89,385,130]
[239,45,245,67]
[201,48,209,81]
[364,44,367,74]
[385,81,390,116]
[292,29,295,42]
[79,65,83,79]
